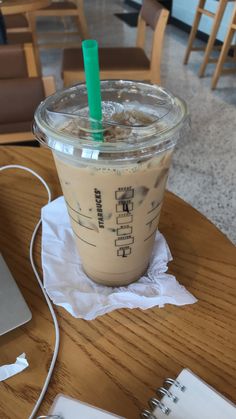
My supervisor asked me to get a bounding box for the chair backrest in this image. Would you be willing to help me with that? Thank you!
[141,0,166,30]
[0,77,44,134]
[4,13,29,31]
[0,76,55,143]
[0,43,38,79]
[136,0,169,83]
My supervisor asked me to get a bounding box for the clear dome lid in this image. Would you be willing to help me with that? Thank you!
[33,80,188,156]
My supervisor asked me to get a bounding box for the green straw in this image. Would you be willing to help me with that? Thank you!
[82,40,103,142]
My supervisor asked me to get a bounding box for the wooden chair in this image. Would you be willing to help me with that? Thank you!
[211,2,236,88]
[62,0,169,87]
[0,76,55,145]
[6,33,43,75]
[4,13,31,36]
[0,43,38,78]
[183,0,234,77]
[1,11,43,72]
[0,43,55,145]
[28,0,89,51]
[1,10,43,73]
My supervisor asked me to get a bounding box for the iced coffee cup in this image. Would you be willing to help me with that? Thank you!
[33,80,187,286]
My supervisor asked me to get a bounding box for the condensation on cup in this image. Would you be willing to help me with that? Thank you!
[33,80,188,286]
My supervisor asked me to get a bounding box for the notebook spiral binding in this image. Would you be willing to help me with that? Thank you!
[141,376,186,418]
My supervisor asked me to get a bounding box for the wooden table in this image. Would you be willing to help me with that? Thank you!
[0,146,236,418]
[0,0,51,15]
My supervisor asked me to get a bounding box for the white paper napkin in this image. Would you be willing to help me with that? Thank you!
[41,197,197,320]
[0,353,29,382]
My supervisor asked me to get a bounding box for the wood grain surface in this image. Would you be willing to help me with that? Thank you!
[0,146,235,419]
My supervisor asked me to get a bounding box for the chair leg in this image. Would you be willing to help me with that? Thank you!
[150,72,161,85]
[183,0,206,65]
[28,12,42,75]
[211,27,235,89]
[76,9,89,39]
[198,0,228,77]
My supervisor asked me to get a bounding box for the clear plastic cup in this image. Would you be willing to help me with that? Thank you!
[33,80,187,286]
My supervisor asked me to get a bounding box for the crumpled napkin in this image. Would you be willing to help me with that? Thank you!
[0,353,29,382]
[41,197,197,320]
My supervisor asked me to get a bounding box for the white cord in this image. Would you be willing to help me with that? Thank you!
[0,164,60,419]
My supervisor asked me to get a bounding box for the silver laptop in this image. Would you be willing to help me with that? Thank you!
[0,253,32,336]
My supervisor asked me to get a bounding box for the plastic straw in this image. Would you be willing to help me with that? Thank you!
[82,40,103,142]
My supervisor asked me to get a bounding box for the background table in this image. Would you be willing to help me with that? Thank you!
[0,0,51,15]
[0,146,236,418]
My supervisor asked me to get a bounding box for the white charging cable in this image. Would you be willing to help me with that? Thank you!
[0,164,60,419]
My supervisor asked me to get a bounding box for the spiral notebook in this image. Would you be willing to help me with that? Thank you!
[43,369,236,419]
[141,368,236,419]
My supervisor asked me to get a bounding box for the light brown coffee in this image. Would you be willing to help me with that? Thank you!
[54,148,173,286]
